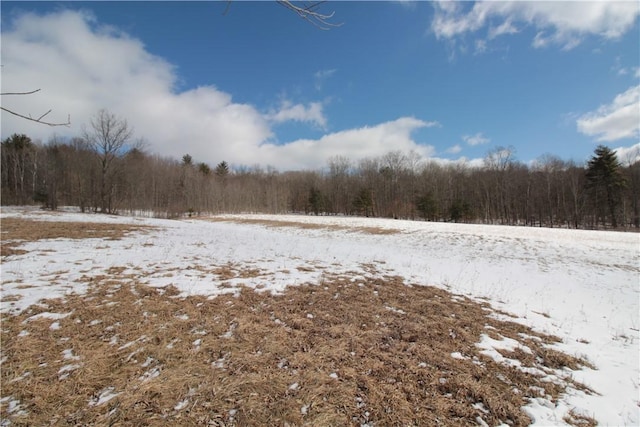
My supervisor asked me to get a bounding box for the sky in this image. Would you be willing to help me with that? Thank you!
[1,1,639,170]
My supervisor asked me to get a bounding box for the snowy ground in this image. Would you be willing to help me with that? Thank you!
[1,206,638,425]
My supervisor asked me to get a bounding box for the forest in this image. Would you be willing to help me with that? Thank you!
[2,110,638,230]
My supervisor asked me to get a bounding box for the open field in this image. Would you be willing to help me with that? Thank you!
[1,207,638,426]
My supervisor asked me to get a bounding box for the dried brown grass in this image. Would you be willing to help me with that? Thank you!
[206,217,402,235]
[1,216,595,426]
[564,409,598,426]
[1,272,594,426]
[0,217,153,258]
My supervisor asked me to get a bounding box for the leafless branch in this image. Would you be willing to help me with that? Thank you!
[223,0,233,15]
[1,89,42,96]
[1,89,71,127]
[276,0,342,30]
[224,1,341,30]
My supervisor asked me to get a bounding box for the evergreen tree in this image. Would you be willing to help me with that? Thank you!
[585,145,626,228]
[353,188,373,217]
[198,162,211,176]
[449,199,472,223]
[308,186,324,215]
[416,194,437,221]
[215,161,230,178]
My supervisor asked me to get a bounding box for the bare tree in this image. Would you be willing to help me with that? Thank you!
[0,89,70,127]
[82,109,133,213]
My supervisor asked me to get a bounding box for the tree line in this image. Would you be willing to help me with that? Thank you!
[2,110,638,230]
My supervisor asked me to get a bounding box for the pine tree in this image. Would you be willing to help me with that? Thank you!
[585,145,626,228]
[308,186,324,215]
[416,194,437,221]
[215,161,230,178]
[353,188,373,217]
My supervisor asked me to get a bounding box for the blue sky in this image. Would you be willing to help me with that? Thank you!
[1,1,639,170]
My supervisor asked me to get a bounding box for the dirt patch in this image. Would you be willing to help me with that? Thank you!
[1,272,593,426]
[0,217,153,258]
[206,217,402,235]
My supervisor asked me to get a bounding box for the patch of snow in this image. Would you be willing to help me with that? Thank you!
[58,364,81,380]
[174,399,189,411]
[450,352,467,360]
[49,321,61,330]
[138,366,161,382]
[117,335,147,350]
[0,397,28,417]
[141,357,155,368]
[220,322,237,339]
[62,349,80,361]
[213,357,226,369]
[476,334,533,357]
[23,312,71,323]
[384,305,406,315]
[125,348,144,363]
[88,387,120,406]
[9,371,32,383]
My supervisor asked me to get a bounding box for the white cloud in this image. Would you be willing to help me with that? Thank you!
[0,10,439,170]
[314,68,337,91]
[256,117,439,170]
[266,100,327,129]
[431,1,640,50]
[614,143,640,165]
[577,85,640,142]
[474,39,488,55]
[1,10,271,164]
[446,144,463,154]
[488,19,518,39]
[462,132,490,146]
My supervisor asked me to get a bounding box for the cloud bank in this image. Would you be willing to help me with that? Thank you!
[1,10,435,170]
[432,1,640,50]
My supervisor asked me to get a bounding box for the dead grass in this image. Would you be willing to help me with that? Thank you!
[564,409,598,426]
[1,273,594,426]
[206,217,402,235]
[0,217,153,258]
[0,215,596,425]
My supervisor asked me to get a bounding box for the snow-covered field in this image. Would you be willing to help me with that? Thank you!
[1,206,638,425]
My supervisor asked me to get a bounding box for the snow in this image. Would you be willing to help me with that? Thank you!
[1,207,638,425]
[58,363,81,380]
[88,387,120,407]
[62,349,80,361]
[174,399,189,411]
